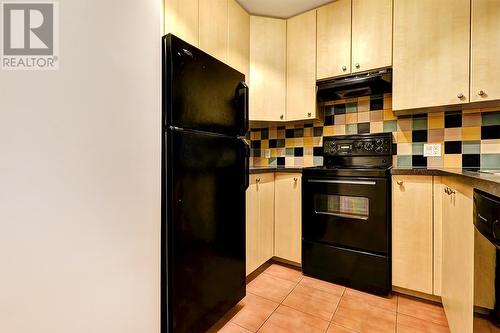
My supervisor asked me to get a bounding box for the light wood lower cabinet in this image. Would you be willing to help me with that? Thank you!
[246,173,274,276]
[274,173,302,264]
[441,177,474,333]
[392,175,434,294]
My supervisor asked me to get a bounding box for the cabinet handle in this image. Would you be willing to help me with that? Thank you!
[280,114,284,120]
[457,93,464,99]
[478,90,485,96]
[342,65,347,71]
[256,178,261,183]
[293,177,298,182]
[307,112,312,117]
[355,63,360,69]
[396,181,403,186]
[444,187,450,194]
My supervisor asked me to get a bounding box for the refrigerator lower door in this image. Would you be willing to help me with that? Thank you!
[163,129,247,333]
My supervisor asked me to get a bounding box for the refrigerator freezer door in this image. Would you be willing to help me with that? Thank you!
[163,34,248,136]
[164,129,247,333]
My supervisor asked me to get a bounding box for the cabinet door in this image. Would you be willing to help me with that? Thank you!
[246,177,260,275]
[393,0,470,111]
[227,0,250,79]
[199,0,228,61]
[249,17,286,121]
[471,0,500,102]
[351,0,392,73]
[433,176,443,296]
[441,177,474,333]
[246,173,274,276]
[392,176,433,294]
[164,0,199,46]
[274,174,301,264]
[316,0,351,79]
[258,173,275,267]
[287,10,317,121]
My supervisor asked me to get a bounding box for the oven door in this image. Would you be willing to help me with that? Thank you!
[303,176,389,254]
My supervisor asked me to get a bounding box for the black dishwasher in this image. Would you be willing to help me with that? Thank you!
[474,189,500,330]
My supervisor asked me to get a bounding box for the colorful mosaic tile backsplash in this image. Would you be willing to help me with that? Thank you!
[249,94,500,169]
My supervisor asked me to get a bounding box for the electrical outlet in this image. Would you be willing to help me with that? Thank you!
[264,149,271,158]
[423,144,442,157]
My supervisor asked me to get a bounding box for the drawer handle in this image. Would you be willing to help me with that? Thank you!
[396,181,403,186]
[308,179,376,186]
[293,177,298,182]
[256,178,261,183]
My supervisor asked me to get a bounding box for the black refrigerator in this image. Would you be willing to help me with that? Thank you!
[161,34,249,333]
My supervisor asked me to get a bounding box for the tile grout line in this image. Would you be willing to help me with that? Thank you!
[250,273,303,333]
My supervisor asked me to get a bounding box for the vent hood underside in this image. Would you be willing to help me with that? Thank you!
[317,69,392,102]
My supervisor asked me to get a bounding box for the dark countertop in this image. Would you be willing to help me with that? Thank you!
[391,167,500,187]
[249,167,303,174]
[250,166,500,190]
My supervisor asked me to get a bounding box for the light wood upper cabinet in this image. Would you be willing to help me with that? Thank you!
[164,0,199,46]
[249,16,287,121]
[351,0,392,73]
[316,0,351,79]
[274,174,301,264]
[471,0,500,103]
[199,0,228,61]
[441,177,474,333]
[392,176,434,294]
[287,10,317,121]
[393,0,471,111]
[246,173,275,276]
[228,0,250,78]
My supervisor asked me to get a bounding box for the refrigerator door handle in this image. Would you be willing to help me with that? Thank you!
[236,81,249,135]
[239,138,250,190]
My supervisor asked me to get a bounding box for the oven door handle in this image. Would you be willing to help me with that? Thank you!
[307,179,377,186]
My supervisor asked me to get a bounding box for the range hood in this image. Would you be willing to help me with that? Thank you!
[317,68,392,101]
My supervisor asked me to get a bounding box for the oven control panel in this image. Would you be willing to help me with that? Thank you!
[323,134,392,156]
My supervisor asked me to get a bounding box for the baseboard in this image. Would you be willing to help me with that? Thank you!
[392,286,442,304]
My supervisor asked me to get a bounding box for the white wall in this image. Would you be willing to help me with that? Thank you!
[0,1,162,332]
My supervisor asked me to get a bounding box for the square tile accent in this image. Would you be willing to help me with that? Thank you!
[249,95,500,168]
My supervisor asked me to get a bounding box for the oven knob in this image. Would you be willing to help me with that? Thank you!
[375,146,384,153]
[364,142,374,151]
[376,139,383,146]
[324,141,337,154]
[354,141,364,150]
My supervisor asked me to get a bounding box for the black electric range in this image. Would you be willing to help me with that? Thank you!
[302,133,393,296]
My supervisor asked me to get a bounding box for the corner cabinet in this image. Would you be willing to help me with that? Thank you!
[249,16,287,122]
[246,173,275,276]
[286,10,318,121]
[392,176,434,294]
[274,174,302,264]
[393,0,471,111]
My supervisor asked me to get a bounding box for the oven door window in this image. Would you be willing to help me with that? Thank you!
[314,194,369,221]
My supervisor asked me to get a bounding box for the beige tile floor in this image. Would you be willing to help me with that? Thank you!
[207,263,455,333]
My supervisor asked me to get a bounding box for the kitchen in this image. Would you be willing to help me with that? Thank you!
[165,0,500,332]
[1,0,499,333]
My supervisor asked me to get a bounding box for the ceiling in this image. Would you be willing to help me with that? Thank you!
[237,0,334,18]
